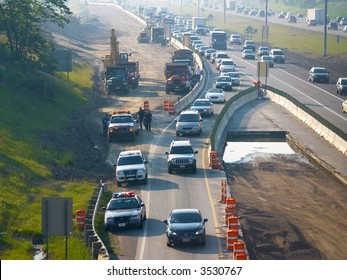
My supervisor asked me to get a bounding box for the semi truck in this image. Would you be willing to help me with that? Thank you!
[306,9,325,25]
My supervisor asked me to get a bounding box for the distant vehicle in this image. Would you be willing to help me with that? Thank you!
[343,25,347,32]
[307,19,317,26]
[103,191,146,230]
[165,139,198,174]
[309,67,330,83]
[258,10,265,17]
[243,40,256,51]
[343,99,347,113]
[205,88,225,103]
[297,13,304,18]
[198,45,209,56]
[210,30,227,50]
[257,46,270,56]
[218,58,236,71]
[229,34,242,45]
[339,17,347,26]
[204,48,216,59]
[163,208,208,247]
[215,76,233,91]
[222,71,241,86]
[336,77,347,95]
[270,48,285,63]
[190,99,214,117]
[242,49,255,59]
[175,109,203,136]
[328,22,338,30]
[260,55,274,68]
[288,15,297,23]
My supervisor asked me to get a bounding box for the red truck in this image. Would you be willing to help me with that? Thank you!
[165,62,192,94]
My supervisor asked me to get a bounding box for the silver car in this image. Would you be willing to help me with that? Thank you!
[190,99,214,117]
[175,110,203,136]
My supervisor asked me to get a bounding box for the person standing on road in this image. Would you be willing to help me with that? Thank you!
[143,109,152,131]
[102,113,110,136]
[137,107,145,129]
[194,65,201,82]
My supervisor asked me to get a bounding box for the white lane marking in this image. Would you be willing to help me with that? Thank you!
[231,54,347,121]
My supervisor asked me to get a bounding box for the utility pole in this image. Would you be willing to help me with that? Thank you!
[323,0,328,57]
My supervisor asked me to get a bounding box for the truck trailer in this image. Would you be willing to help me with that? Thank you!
[306,9,325,25]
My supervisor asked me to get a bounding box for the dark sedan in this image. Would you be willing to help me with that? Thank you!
[163,209,208,247]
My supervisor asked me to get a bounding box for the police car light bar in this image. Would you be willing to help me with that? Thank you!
[112,191,135,198]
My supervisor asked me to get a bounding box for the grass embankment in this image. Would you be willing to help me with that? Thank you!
[0,59,96,260]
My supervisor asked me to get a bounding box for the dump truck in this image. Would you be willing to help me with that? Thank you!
[102,29,140,94]
[165,62,192,94]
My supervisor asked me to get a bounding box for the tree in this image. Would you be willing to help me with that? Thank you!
[0,0,71,69]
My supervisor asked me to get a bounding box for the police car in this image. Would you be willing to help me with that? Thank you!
[103,192,146,230]
[114,150,148,187]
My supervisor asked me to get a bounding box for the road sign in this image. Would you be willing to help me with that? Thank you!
[207,13,214,20]
[257,61,269,78]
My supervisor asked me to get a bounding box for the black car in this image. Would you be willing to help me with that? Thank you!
[328,22,338,30]
[309,67,330,83]
[163,208,208,247]
[242,40,256,51]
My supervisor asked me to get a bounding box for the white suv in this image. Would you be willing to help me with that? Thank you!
[115,150,148,187]
[165,140,198,174]
[270,48,285,63]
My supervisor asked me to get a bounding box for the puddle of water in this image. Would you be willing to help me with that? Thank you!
[223,142,296,164]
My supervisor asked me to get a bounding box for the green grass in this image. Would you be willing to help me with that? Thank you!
[0,58,96,259]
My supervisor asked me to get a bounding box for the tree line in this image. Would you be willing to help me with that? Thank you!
[0,0,71,71]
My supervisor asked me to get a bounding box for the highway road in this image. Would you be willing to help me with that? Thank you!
[84,2,347,260]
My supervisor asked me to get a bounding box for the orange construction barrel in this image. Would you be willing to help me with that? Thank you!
[144,100,149,111]
[75,209,86,230]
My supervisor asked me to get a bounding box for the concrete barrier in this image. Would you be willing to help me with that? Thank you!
[266,90,347,157]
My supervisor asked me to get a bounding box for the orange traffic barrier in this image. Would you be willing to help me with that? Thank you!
[144,100,149,111]
[220,180,227,204]
[75,209,86,230]
[228,215,239,231]
[226,197,236,208]
[168,103,175,115]
[224,205,237,225]
[234,251,248,260]
[163,99,169,111]
[210,151,220,169]
[226,229,238,251]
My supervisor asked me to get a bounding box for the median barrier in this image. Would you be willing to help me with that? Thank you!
[264,87,346,161]
[333,136,347,155]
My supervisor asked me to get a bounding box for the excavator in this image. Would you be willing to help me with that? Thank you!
[102,29,140,95]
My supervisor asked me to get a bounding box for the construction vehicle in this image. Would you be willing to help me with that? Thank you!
[102,29,140,94]
[165,62,192,94]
